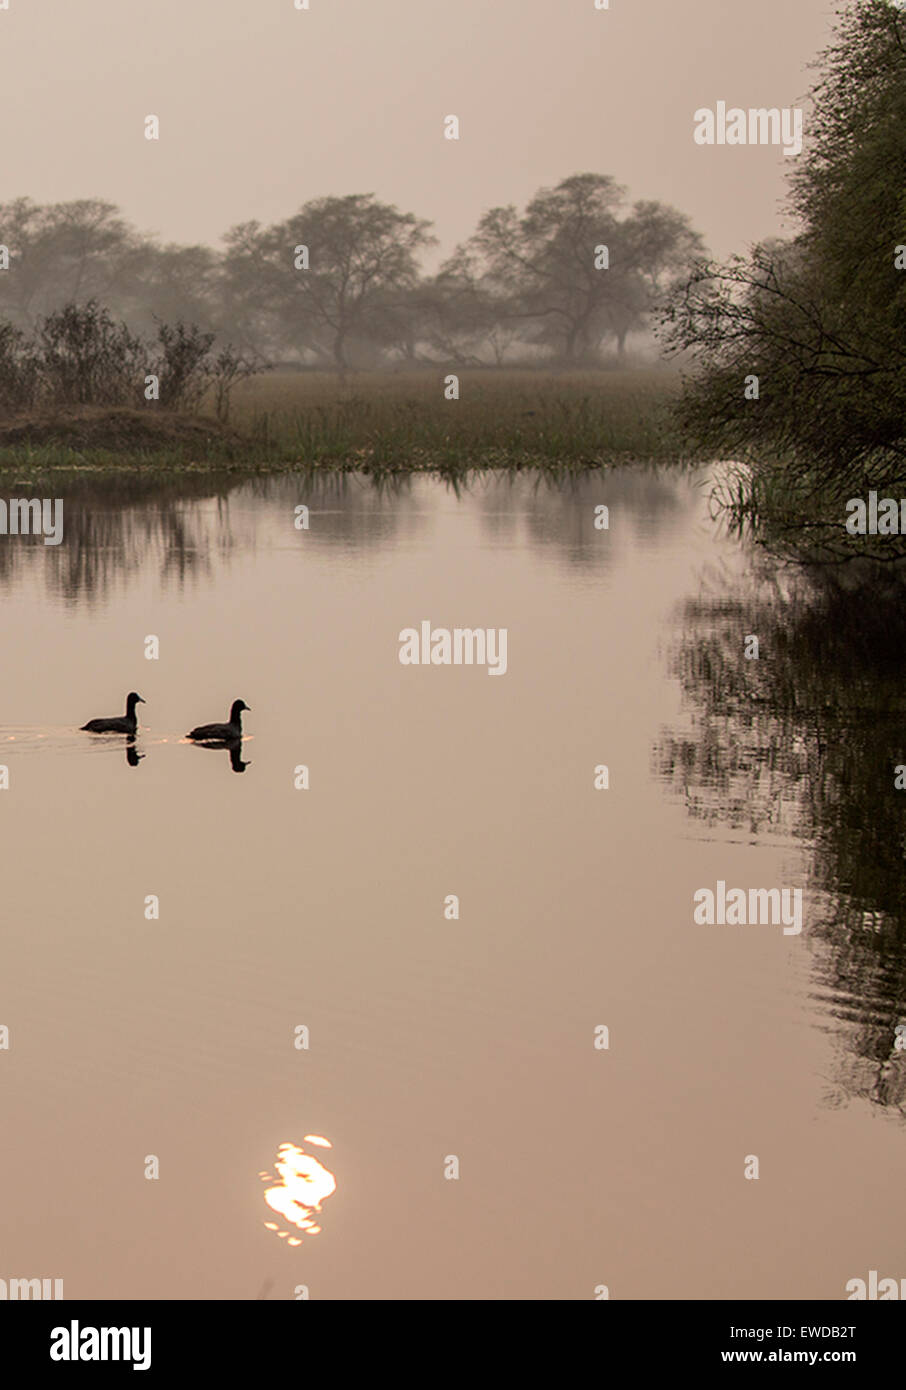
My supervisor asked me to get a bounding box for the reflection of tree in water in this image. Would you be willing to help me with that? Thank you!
[472,466,696,570]
[655,556,906,1120]
[0,469,419,605]
[0,465,693,604]
[0,473,245,606]
[280,470,419,551]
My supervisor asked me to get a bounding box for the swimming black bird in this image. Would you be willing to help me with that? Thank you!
[186,699,250,743]
[81,691,145,735]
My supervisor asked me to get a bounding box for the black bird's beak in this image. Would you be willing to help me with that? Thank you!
[138,697,146,704]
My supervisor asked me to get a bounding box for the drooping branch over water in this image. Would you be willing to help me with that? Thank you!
[660,0,906,554]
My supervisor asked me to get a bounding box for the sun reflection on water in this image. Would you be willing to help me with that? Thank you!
[259,1138,336,1245]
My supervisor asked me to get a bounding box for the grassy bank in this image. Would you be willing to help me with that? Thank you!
[0,367,689,477]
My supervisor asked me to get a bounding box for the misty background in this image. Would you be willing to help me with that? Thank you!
[0,0,832,264]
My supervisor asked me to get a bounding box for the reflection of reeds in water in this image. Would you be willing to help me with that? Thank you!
[0,466,701,605]
[710,460,906,566]
[654,557,906,1119]
[0,474,244,605]
[0,472,418,605]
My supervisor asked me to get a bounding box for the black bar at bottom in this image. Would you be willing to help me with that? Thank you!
[0,1299,893,1376]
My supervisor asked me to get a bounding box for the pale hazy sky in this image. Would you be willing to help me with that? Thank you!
[0,0,836,262]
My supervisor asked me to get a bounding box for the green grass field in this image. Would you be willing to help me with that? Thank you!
[0,366,689,476]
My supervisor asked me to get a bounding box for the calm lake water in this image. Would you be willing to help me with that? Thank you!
[1,467,903,1300]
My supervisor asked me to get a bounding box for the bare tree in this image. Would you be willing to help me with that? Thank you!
[0,198,144,329]
[223,194,435,375]
[464,174,704,362]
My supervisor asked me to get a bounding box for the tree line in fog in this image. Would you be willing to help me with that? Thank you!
[0,174,704,372]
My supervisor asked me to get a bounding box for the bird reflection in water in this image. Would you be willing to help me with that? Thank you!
[187,736,250,773]
[259,1137,336,1245]
[125,736,144,768]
